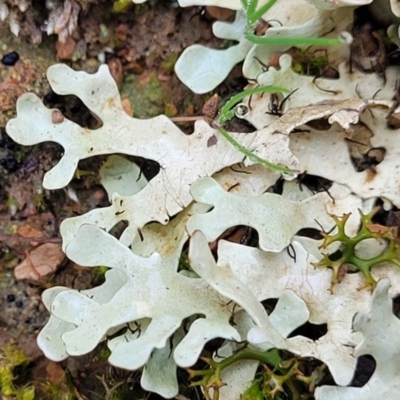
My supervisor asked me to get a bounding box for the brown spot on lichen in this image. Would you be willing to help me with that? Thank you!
[207,135,217,147]
[51,110,64,124]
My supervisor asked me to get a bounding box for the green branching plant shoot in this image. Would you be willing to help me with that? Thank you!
[314,207,400,290]
[188,346,325,400]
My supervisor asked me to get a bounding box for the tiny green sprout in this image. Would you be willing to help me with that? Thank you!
[313,207,400,291]
[290,48,330,76]
[112,0,132,13]
[241,0,348,47]
[241,0,278,26]
[93,266,110,276]
[113,0,150,13]
[73,168,97,180]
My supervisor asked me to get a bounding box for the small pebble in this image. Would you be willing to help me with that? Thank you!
[1,51,19,66]
[15,299,23,308]
[51,109,64,124]
[0,130,16,150]
[7,294,15,302]
[0,155,19,173]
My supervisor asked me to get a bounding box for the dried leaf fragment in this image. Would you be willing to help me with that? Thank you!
[14,243,65,282]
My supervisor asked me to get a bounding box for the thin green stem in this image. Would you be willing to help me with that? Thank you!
[246,33,342,46]
[216,348,282,371]
[247,0,279,25]
[219,85,288,124]
[218,127,296,174]
[241,0,256,18]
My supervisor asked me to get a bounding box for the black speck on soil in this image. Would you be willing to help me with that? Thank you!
[1,51,19,66]
[0,154,20,173]
[7,293,15,302]
[0,128,16,150]
[0,275,46,334]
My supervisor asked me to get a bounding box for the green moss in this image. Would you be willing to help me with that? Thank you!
[160,53,179,72]
[121,73,166,118]
[182,93,195,110]
[33,193,47,212]
[133,3,151,15]
[112,0,132,13]
[164,102,177,118]
[97,347,112,360]
[291,48,330,76]
[0,32,56,126]
[112,0,150,14]
[40,381,76,400]
[0,342,34,399]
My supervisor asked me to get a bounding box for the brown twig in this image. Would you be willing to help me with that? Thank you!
[0,234,62,244]
[169,116,205,122]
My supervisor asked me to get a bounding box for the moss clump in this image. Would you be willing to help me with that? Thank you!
[121,73,165,118]
[0,341,34,399]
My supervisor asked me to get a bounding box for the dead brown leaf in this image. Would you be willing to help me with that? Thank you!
[121,98,134,117]
[56,35,77,60]
[367,223,390,235]
[17,224,44,247]
[46,361,67,385]
[108,58,124,89]
[203,93,220,122]
[205,6,235,21]
[14,243,65,282]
